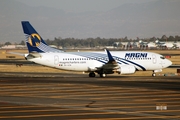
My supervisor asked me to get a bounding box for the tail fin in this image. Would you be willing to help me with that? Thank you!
[21,21,62,53]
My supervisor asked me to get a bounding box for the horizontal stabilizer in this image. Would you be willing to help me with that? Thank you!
[8,52,24,56]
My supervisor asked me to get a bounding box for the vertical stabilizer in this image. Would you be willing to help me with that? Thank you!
[21,21,62,53]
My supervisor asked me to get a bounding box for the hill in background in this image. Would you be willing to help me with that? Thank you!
[0,0,180,43]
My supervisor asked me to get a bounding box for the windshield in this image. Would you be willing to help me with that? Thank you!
[160,56,165,59]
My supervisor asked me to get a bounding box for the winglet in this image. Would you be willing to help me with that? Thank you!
[105,49,115,62]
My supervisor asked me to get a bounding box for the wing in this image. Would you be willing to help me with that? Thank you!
[96,49,120,74]
[95,49,136,76]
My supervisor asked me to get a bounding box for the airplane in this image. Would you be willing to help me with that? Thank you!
[155,40,174,49]
[172,42,180,49]
[18,21,172,77]
[138,40,156,49]
[138,40,149,49]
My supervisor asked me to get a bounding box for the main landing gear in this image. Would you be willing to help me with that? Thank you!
[89,72,96,77]
[89,72,106,78]
[99,73,106,77]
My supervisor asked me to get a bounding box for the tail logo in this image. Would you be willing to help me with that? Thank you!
[28,33,41,47]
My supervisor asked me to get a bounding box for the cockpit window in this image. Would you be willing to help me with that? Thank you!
[160,56,165,59]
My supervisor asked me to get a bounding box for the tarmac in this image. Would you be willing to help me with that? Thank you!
[0,72,180,120]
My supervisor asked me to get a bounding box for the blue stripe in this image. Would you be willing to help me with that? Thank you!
[121,58,146,71]
[113,56,146,70]
[115,57,128,64]
[67,52,146,71]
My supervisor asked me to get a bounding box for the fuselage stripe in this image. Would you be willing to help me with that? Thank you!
[66,53,146,71]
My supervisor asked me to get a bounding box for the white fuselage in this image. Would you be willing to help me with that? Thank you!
[26,51,172,72]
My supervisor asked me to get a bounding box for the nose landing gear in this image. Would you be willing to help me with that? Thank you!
[152,69,162,77]
[152,73,156,77]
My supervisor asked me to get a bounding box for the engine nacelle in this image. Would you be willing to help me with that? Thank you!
[116,65,136,74]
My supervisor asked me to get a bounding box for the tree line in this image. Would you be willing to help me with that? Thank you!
[2,35,180,48]
[45,35,180,48]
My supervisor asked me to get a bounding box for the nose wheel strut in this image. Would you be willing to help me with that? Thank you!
[152,73,156,77]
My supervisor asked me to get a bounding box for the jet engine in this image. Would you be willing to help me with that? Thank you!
[116,65,136,74]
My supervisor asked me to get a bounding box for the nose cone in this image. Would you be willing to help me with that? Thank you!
[165,59,172,68]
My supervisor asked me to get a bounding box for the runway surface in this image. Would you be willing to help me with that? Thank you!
[0,73,180,120]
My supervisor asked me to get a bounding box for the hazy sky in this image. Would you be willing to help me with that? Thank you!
[2,0,179,42]
[16,0,156,12]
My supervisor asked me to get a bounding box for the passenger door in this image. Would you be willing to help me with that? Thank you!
[152,54,157,64]
[54,55,59,65]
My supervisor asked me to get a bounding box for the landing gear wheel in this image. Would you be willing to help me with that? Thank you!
[100,73,106,78]
[152,73,156,77]
[89,72,96,77]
